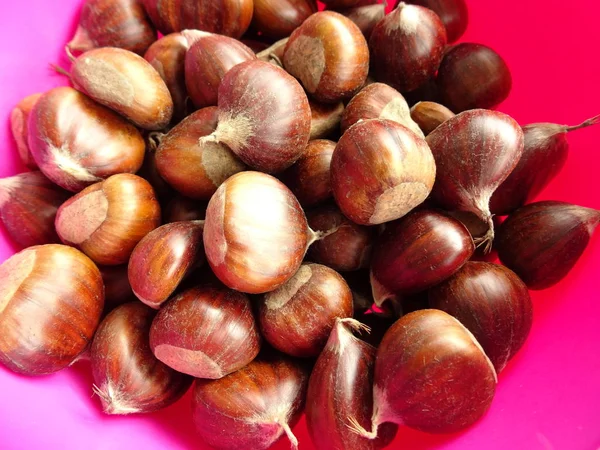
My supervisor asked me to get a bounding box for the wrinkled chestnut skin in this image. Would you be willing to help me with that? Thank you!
[156,107,246,200]
[410,101,454,135]
[0,244,104,375]
[370,210,474,304]
[192,355,309,450]
[280,139,335,208]
[129,221,205,309]
[0,171,70,248]
[330,119,436,225]
[10,93,41,169]
[68,0,157,56]
[142,0,253,38]
[309,99,344,139]
[497,201,600,290]
[203,172,311,294]
[407,0,468,43]
[307,203,375,272]
[430,262,533,373]
[164,195,207,223]
[252,0,317,39]
[257,263,353,357]
[437,43,512,113]
[55,174,162,266]
[91,302,192,414]
[149,284,261,379]
[28,87,145,192]
[212,60,311,173]
[306,320,398,450]
[373,309,497,433]
[99,264,136,311]
[184,32,256,109]
[284,11,369,103]
[369,4,447,93]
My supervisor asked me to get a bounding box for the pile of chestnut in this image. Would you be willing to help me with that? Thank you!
[1,0,599,448]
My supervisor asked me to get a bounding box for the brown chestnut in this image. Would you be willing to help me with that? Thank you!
[204,171,313,294]
[369,3,447,93]
[330,119,436,225]
[407,0,468,43]
[429,262,533,373]
[192,355,309,449]
[10,93,41,169]
[149,284,261,378]
[155,107,246,200]
[0,244,104,375]
[128,221,205,309]
[307,203,375,272]
[206,59,311,173]
[437,43,512,112]
[137,135,175,203]
[70,48,173,130]
[28,87,145,192]
[252,0,317,39]
[279,139,335,208]
[91,302,192,414]
[99,264,136,311]
[283,11,370,103]
[142,0,253,38]
[68,0,157,56]
[55,174,161,266]
[257,263,353,357]
[0,171,70,248]
[410,101,454,135]
[164,195,207,223]
[338,4,386,41]
[341,82,423,137]
[309,99,345,139]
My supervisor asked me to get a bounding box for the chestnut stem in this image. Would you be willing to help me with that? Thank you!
[50,64,71,78]
[339,317,371,335]
[310,223,349,243]
[474,215,495,254]
[347,415,379,440]
[280,422,298,450]
[148,131,166,151]
[64,45,76,63]
[565,114,600,132]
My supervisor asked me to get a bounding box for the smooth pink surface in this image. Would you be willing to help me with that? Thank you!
[1,1,599,449]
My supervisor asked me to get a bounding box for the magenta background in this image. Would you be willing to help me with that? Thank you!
[1,1,599,449]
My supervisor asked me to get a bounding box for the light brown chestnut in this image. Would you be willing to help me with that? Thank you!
[257,263,353,357]
[410,101,455,135]
[0,244,104,375]
[309,99,345,139]
[284,11,370,103]
[10,93,41,169]
[27,87,145,192]
[155,107,246,200]
[55,174,161,266]
[70,47,173,130]
[252,0,317,39]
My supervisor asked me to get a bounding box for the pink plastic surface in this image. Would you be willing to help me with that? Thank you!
[1,1,600,449]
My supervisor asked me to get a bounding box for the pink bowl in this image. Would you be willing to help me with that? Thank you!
[1,1,600,449]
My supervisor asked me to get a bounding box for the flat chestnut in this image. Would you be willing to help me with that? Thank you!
[252,0,317,39]
[0,244,104,375]
[10,93,41,169]
[55,174,162,266]
[149,284,261,379]
[283,11,370,103]
[407,0,468,42]
[330,119,436,225]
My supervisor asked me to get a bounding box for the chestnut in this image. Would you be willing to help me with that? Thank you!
[55,174,162,266]
[68,0,157,56]
[142,0,253,38]
[410,101,454,135]
[369,3,447,93]
[0,244,104,375]
[0,171,70,248]
[128,221,205,309]
[341,82,423,137]
[350,309,497,437]
[149,284,261,378]
[407,0,468,43]
[309,99,345,139]
[307,203,375,272]
[10,93,41,169]
[257,37,288,67]
[27,87,146,192]
[203,171,313,294]
[192,355,309,449]
[70,47,173,130]
[338,4,386,41]
[279,139,335,208]
[99,264,136,311]
[137,135,175,203]
[164,195,207,223]
[370,210,474,306]
[283,11,370,103]
[437,43,512,112]
[207,59,311,174]
[429,262,533,373]
[91,302,192,414]
[252,0,317,39]
[330,119,436,225]
[155,107,246,200]
[184,31,256,109]
[257,263,353,357]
